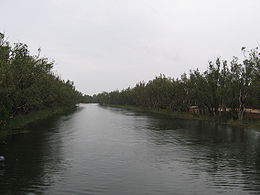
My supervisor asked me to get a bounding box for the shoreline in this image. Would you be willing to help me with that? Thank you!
[0,106,77,139]
[102,104,260,130]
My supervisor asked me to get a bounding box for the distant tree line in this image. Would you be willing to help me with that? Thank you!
[94,47,260,120]
[0,33,83,127]
[81,95,95,103]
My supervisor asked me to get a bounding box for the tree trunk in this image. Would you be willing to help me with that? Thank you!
[238,90,246,120]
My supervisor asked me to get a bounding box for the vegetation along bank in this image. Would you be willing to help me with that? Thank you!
[94,47,260,128]
[0,33,84,130]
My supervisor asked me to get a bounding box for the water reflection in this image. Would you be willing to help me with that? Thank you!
[1,104,260,194]
[129,113,260,193]
[102,105,260,193]
[0,108,80,194]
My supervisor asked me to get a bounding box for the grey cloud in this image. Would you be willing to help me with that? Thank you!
[1,0,259,94]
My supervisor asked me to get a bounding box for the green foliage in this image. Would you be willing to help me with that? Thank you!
[81,95,95,103]
[94,47,260,120]
[0,33,83,128]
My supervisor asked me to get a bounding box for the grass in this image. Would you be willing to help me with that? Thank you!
[0,106,77,139]
[103,104,260,130]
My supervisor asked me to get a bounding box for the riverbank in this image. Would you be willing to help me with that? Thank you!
[0,106,77,138]
[102,104,260,130]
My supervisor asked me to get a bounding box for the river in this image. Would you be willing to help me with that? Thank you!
[1,104,260,194]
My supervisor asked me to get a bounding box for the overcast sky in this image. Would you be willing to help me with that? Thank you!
[1,0,260,95]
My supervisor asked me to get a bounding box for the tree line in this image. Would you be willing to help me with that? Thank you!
[0,33,83,128]
[94,47,260,120]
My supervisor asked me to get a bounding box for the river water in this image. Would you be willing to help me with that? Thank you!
[1,104,260,194]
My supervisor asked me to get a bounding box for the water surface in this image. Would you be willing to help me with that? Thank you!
[1,104,260,194]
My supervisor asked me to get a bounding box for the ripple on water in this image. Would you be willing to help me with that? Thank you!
[1,104,260,194]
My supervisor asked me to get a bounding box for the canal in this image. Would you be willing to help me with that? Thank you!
[1,104,260,194]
